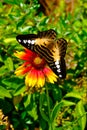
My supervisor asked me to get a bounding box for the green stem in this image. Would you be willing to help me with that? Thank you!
[45,83,53,130]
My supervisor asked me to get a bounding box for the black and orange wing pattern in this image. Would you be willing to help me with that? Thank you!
[16,29,67,79]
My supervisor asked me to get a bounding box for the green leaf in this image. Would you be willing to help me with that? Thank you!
[64,91,82,99]
[39,93,49,122]
[24,94,31,108]
[27,104,38,120]
[0,18,8,25]
[50,102,63,123]
[4,38,16,43]
[53,127,63,130]
[14,85,25,96]
[0,65,7,76]
[39,107,49,122]
[0,2,3,8]
[4,0,23,5]
[4,57,14,71]
[76,100,86,130]
[0,86,12,98]
[62,100,75,106]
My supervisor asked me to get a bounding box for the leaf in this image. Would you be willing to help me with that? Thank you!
[4,38,16,43]
[13,95,23,105]
[76,100,86,130]
[50,102,63,123]
[64,92,82,99]
[14,85,25,96]
[62,100,75,106]
[39,108,49,122]
[4,57,14,71]
[52,87,62,102]
[24,94,31,108]
[0,86,12,98]
[53,127,63,130]
[27,104,38,120]
[0,65,8,76]
[39,93,49,122]
[4,0,23,5]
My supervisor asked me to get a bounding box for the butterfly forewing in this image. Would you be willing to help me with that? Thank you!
[16,29,56,50]
[16,29,67,79]
[16,34,38,51]
[38,29,57,39]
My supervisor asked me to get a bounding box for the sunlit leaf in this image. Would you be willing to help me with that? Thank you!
[0,86,12,98]
[76,100,86,130]
[64,92,82,99]
[24,94,31,108]
[27,104,38,120]
[62,100,75,106]
[4,38,16,43]
[14,85,25,96]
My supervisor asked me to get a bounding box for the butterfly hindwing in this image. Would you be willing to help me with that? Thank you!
[57,38,67,57]
[51,58,66,79]
[45,38,67,79]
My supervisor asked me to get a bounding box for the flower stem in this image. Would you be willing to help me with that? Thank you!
[45,83,53,130]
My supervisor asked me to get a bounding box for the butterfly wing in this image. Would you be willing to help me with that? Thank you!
[48,38,67,79]
[16,29,57,51]
[38,29,56,40]
[16,34,38,51]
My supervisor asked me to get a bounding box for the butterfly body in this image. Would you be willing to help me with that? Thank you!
[16,29,67,79]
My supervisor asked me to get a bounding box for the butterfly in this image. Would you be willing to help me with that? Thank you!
[16,29,67,79]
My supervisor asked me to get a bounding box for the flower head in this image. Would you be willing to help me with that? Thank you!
[14,48,58,91]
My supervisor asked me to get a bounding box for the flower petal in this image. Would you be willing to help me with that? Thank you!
[14,49,35,61]
[15,62,32,75]
[25,69,38,87]
[43,66,58,83]
[37,71,45,88]
[14,51,26,60]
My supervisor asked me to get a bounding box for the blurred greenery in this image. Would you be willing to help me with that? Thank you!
[0,0,87,130]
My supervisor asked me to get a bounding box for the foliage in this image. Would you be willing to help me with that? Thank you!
[0,0,87,130]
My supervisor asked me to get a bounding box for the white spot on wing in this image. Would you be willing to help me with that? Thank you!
[31,40,35,44]
[56,64,60,69]
[57,69,61,72]
[59,74,62,78]
[27,40,35,44]
[55,60,59,65]
[23,40,27,44]
[28,40,31,43]
[18,39,21,42]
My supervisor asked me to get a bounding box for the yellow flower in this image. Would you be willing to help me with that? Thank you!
[14,49,58,91]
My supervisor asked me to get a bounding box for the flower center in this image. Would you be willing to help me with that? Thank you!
[34,57,42,65]
[32,55,46,69]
